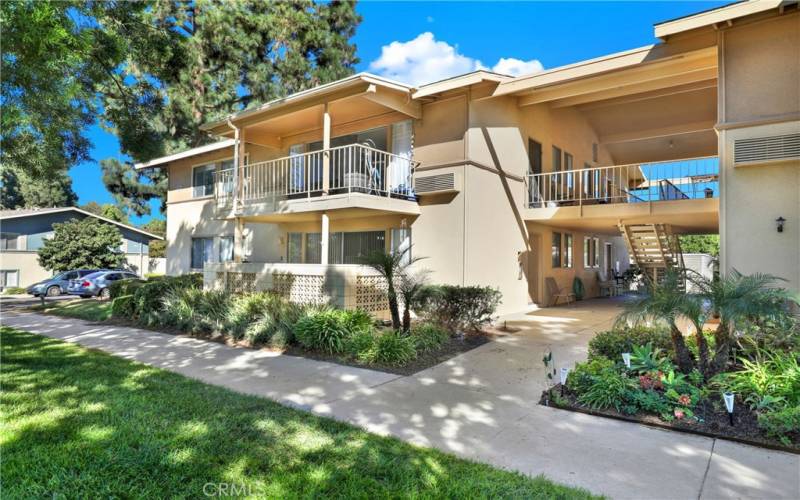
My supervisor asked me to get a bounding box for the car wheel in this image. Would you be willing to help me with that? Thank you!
[46,285,61,297]
[99,288,111,300]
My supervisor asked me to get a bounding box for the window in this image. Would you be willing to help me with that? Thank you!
[286,233,303,263]
[192,163,216,197]
[564,152,574,191]
[564,152,573,171]
[219,236,234,263]
[583,236,601,268]
[329,231,385,264]
[564,234,573,268]
[127,240,145,253]
[528,139,542,175]
[27,231,52,251]
[391,228,411,265]
[63,271,79,280]
[305,233,321,264]
[552,146,562,172]
[0,270,19,289]
[191,237,213,269]
[552,232,562,268]
[1,233,18,250]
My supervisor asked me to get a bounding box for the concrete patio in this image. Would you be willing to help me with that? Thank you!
[1,299,797,499]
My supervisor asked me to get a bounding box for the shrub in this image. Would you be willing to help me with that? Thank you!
[415,285,501,332]
[713,350,800,409]
[111,294,135,319]
[132,274,203,325]
[346,329,377,362]
[576,368,636,411]
[244,298,303,347]
[411,323,449,353]
[195,290,231,332]
[341,309,374,335]
[758,406,800,442]
[160,289,198,332]
[109,278,144,299]
[226,293,275,340]
[566,357,616,394]
[294,309,356,354]
[365,331,417,366]
[588,326,672,361]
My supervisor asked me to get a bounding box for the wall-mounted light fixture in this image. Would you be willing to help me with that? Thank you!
[776,216,786,233]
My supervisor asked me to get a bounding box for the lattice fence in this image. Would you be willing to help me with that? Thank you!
[217,272,257,294]
[271,272,328,305]
[355,275,403,313]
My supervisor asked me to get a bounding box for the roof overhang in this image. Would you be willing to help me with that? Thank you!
[201,73,416,136]
[0,207,163,240]
[412,71,513,99]
[134,139,235,170]
[654,0,786,39]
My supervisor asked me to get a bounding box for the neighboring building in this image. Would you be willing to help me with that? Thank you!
[136,1,799,315]
[0,207,163,289]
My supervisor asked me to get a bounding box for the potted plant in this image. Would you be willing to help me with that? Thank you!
[572,276,585,301]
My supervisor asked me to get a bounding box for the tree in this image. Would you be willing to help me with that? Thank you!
[81,202,129,224]
[680,235,719,256]
[38,217,124,272]
[96,0,361,215]
[141,218,166,258]
[616,271,698,374]
[691,270,797,376]
[397,270,429,333]
[360,248,423,331]
[0,165,77,209]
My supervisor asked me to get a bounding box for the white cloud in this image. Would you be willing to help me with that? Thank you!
[368,32,543,86]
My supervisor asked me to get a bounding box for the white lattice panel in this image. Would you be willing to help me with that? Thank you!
[222,272,257,294]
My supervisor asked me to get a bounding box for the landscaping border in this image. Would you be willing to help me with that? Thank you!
[541,386,799,455]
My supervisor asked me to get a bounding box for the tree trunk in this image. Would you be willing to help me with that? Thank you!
[693,320,710,379]
[709,322,732,377]
[670,324,695,373]
[387,289,401,331]
[402,305,411,334]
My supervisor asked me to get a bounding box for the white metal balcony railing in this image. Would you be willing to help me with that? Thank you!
[525,156,719,208]
[214,143,418,208]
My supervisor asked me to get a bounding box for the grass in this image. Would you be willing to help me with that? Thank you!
[32,298,112,321]
[0,327,600,499]
[2,287,26,295]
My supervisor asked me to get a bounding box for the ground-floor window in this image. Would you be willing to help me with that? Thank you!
[329,231,385,264]
[564,234,573,268]
[304,233,322,264]
[391,228,411,264]
[286,233,303,263]
[0,270,19,290]
[552,232,562,268]
[219,236,234,263]
[191,237,214,269]
[584,236,601,268]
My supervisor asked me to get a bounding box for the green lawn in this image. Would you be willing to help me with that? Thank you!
[33,298,112,321]
[0,327,599,499]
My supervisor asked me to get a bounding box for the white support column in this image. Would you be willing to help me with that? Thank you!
[322,103,331,194]
[321,212,329,265]
[234,217,244,264]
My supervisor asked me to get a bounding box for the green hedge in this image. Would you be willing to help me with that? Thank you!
[414,285,501,332]
[111,294,136,319]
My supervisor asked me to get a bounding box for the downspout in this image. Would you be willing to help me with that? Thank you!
[226,118,240,214]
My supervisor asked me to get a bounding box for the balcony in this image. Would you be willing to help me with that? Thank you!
[214,143,420,219]
[524,156,720,233]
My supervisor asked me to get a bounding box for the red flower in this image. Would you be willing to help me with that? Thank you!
[674,409,685,420]
[678,394,692,406]
[639,375,655,390]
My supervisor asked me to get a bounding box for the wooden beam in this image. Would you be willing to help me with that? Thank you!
[244,130,281,149]
[362,84,422,118]
[517,49,717,107]
[568,79,717,111]
[599,119,716,145]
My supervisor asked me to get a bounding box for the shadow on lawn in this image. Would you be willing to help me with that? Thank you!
[0,329,586,499]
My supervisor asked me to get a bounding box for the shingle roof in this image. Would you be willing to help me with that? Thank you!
[0,206,164,240]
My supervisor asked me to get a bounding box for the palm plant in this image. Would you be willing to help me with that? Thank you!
[690,269,797,376]
[359,247,424,331]
[397,269,429,333]
[616,270,700,374]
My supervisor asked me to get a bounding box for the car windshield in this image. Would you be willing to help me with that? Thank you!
[82,272,105,280]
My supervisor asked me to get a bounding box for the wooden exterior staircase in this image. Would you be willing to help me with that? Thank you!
[619,223,685,286]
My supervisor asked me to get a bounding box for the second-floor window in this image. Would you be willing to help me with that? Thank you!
[1,233,19,250]
[193,163,216,198]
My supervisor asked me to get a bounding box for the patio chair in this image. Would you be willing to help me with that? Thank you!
[545,277,575,306]
[596,271,616,297]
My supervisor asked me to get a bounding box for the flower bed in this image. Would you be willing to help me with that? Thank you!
[63,274,499,375]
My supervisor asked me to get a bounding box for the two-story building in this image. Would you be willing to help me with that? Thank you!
[136,1,799,315]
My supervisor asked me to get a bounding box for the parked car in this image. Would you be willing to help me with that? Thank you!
[27,269,102,297]
[67,270,141,300]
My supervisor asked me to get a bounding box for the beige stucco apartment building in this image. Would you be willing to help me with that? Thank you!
[137,1,800,315]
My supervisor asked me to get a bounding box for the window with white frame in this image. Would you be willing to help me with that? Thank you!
[219,236,234,263]
[286,233,303,263]
[192,163,216,198]
[0,270,19,289]
[583,236,601,268]
[190,237,214,269]
[305,233,322,264]
[329,231,385,265]
[564,233,573,268]
[552,232,562,268]
[390,228,411,265]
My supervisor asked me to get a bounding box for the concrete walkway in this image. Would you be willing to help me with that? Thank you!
[2,302,798,500]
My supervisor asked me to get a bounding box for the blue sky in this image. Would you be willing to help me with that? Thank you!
[71,1,728,224]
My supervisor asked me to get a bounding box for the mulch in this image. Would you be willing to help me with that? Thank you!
[541,385,799,454]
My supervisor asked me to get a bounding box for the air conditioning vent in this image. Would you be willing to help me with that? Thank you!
[415,173,456,193]
[734,133,800,165]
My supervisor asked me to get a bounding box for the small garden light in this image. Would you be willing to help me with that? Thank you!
[723,392,735,426]
[622,352,631,369]
[560,367,569,395]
